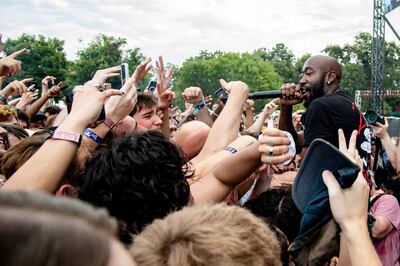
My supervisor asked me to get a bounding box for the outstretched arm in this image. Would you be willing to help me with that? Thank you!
[2,85,123,193]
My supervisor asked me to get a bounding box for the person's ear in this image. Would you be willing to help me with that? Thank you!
[326,71,337,85]
[55,184,78,197]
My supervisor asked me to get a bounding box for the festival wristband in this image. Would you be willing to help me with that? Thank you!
[51,130,82,146]
[83,128,104,144]
[194,100,206,115]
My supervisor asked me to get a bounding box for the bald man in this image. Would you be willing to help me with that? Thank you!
[278,55,370,163]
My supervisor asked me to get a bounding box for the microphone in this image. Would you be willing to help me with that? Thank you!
[248,90,282,99]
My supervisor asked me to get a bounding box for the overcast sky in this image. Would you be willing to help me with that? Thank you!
[1,0,399,65]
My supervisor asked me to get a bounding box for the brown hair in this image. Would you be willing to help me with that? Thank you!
[130,92,158,116]
[131,204,281,266]
[0,191,117,266]
[1,124,29,139]
[1,136,45,179]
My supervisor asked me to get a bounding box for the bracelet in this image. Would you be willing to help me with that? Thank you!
[83,128,104,144]
[194,100,206,115]
[51,130,82,146]
[210,110,219,117]
[103,117,117,129]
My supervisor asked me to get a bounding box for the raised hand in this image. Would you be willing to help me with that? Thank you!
[370,118,389,139]
[155,55,174,92]
[243,99,254,111]
[0,48,26,76]
[204,95,213,106]
[157,84,175,109]
[41,76,56,89]
[0,78,32,97]
[132,58,152,86]
[105,75,138,123]
[258,128,292,165]
[68,84,123,127]
[219,79,249,94]
[182,86,204,104]
[46,84,62,98]
[338,129,362,167]
[89,66,120,87]
[16,91,39,110]
[263,99,278,117]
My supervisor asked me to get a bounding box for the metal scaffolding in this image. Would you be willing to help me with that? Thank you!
[371,0,385,115]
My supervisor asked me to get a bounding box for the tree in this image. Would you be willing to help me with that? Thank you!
[4,34,68,86]
[70,34,146,89]
[254,43,298,83]
[174,51,282,111]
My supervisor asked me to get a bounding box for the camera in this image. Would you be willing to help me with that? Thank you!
[365,110,385,125]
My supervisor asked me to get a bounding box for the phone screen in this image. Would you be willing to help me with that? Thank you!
[215,87,228,104]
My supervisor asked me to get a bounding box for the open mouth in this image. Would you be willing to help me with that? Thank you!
[300,86,310,94]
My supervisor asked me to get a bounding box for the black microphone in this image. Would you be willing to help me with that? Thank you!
[248,90,282,99]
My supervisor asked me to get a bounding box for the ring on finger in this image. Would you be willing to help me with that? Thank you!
[268,155,273,164]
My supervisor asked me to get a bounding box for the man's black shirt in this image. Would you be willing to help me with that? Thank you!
[301,90,371,162]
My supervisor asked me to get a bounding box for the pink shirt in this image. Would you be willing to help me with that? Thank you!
[370,193,400,266]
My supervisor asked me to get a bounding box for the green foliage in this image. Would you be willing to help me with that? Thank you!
[174,51,283,111]
[4,34,68,86]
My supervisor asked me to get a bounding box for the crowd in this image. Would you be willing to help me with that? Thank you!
[0,39,399,266]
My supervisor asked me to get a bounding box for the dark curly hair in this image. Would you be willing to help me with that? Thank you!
[78,131,192,244]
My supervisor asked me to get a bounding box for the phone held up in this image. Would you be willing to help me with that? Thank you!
[215,87,229,104]
[120,63,129,88]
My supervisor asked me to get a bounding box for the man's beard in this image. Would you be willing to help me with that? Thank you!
[303,78,324,108]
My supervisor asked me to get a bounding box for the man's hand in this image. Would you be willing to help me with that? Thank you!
[370,118,389,139]
[157,85,175,109]
[16,91,39,110]
[243,99,254,111]
[69,85,123,126]
[90,66,120,86]
[280,83,302,106]
[46,85,62,98]
[132,58,152,86]
[259,128,292,165]
[182,86,204,104]
[105,76,138,123]
[204,95,213,106]
[338,129,363,167]
[263,100,278,117]
[155,55,173,92]
[41,76,56,89]
[0,48,26,76]
[219,79,249,94]
[322,170,369,232]
[1,78,32,97]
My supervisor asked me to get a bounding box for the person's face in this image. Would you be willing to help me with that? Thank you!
[299,60,325,108]
[133,106,162,131]
[112,116,137,136]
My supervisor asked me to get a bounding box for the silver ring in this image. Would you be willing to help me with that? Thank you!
[268,145,274,156]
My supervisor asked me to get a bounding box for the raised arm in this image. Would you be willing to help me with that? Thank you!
[26,85,61,118]
[191,128,291,204]
[181,86,213,127]
[194,79,249,160]
[2,85,123,193]
[0,48,25,77]
[246,99,277,135]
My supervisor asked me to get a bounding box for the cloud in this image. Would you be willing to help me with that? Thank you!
[0,0,399,64]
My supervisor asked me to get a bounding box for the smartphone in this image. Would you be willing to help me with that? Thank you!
[215,87,229,104]
[120,63,129,87]
[147,80,157,93]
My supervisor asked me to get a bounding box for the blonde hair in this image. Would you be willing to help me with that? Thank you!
[131,204,281,266]
[0,105,17,123]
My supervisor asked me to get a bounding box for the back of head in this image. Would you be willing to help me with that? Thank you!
[131,204,282,266]
[79,131,191,241]
[1,124,29,139]
[1,136,46,179]
[0,191,117,266]
[0,105,17,124]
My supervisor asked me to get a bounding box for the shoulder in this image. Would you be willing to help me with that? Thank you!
[376,194,400,208]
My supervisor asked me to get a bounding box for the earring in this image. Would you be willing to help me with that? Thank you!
[327,81,331,85]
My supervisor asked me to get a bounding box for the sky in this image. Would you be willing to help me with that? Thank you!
[1,0,399,65]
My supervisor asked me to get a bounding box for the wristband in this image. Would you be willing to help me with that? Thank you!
[103,117,117,129]
[51,130,82,146]
[83,128,104,144]
[194,100,206,115]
